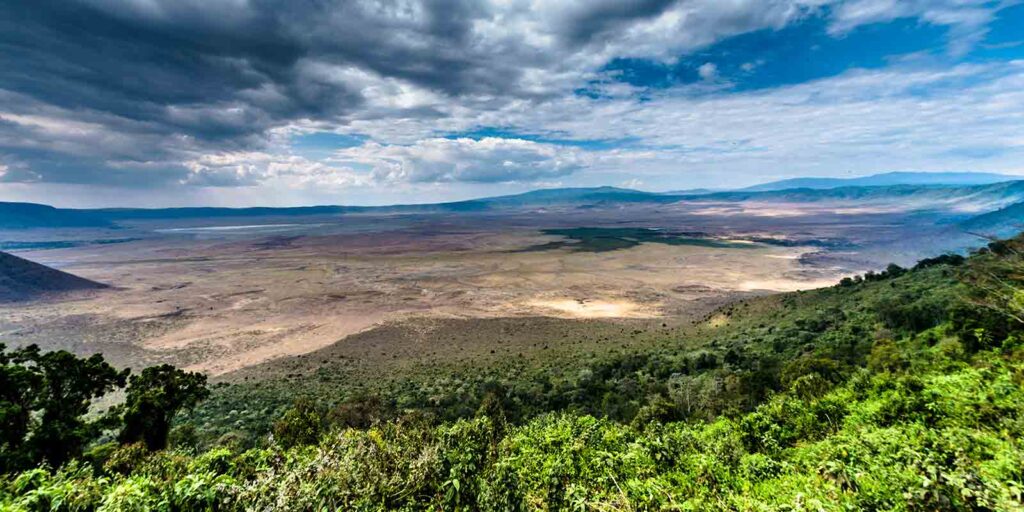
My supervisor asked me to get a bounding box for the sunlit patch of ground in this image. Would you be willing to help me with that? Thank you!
[706,313,730,328]
[690,201,917,218]
[689,203,809,217]
[737,277,842,292]
[525,298,659,318]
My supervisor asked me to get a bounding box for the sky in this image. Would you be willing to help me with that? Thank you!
[1,0,1024,207]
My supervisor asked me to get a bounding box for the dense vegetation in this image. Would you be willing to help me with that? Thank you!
[517,228,756,252]
[0,353,207,475]
[2,235,1023,510]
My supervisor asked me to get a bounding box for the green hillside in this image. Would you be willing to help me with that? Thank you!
[2,236,1023,510]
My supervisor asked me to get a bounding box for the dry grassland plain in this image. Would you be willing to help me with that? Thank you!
[0,201,953,379]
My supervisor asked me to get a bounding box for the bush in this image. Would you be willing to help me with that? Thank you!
[272,398,326,449]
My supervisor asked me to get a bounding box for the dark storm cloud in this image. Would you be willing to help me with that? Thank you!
[0,0,525,186]
[4,0,346,141]
[556,0,679,46]
[0,148,187,187]
[0,0,572,187]
[0,0,530,133]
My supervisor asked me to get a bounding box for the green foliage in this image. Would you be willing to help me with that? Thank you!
[0,345,128,472]
[0,346,210,477]
[0,345,41,473]
[119,364,209,450]
[519,227,755,253]
[952,237,1024,350]
[272,398,326,449]
[5,344,1021,510]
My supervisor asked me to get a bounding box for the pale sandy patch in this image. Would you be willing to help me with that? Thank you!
[737,277,840,292]
[706,313,730,328]
[525,298,659,318]
[690,204,809,218]
[148,312,387,375]
[195,323,383,376]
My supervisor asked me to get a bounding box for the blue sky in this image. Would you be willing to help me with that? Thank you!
[1,0,1023,207]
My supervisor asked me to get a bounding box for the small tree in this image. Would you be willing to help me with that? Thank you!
[0,344,42,472]
[867,339,907,373]
[780,356,844,395]
[273,397,325,448]
[119,364,209,450]
[25,346,128,468]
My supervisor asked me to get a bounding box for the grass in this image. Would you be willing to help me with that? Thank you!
[515,227,758,253]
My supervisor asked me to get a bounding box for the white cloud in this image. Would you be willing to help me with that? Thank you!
[698,62,719,81]
[313,60,1024,191]
[828,0,1000,55]
[183,151,368,188]
[333,138,588,184]
[740,60,764,72]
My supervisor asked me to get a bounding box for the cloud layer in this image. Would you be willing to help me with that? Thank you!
[0,0,1022,206]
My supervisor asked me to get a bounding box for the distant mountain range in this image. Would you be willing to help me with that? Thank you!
[0,202,112,229]
[0,186,680,228]
[0,251,108,302]
[2,172,1023,230]
[739,171,1018,192]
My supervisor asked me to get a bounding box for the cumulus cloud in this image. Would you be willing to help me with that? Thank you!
[183,152,368,188]
[335,138,587,184]
[698,63,719,81]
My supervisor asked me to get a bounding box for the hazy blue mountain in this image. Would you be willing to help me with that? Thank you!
[659,188,717,195]
[740,172,1017,192]
[960,201,1024,237]
[81,187,671,220]
[6,182,1024,226]
[96,205,355,220]
[463,186,669,207]
[692,180,1024,209]
[0,251,108,301]
[0,202,112,229]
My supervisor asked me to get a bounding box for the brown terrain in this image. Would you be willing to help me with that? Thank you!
[0,220,843,377]
[3,187,996,380]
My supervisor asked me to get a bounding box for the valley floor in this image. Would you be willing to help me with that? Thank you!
[0,216,846,376]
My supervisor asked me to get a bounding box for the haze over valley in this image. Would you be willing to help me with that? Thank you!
[3,173,1022,377]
